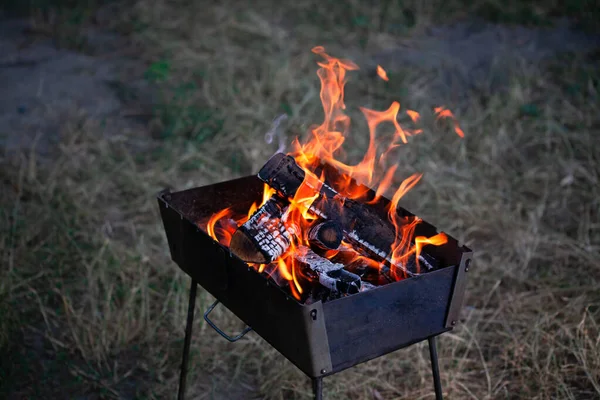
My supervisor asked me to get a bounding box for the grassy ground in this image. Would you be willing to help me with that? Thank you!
[1,1,599,399]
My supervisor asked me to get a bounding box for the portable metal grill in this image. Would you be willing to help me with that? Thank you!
[158,175,472,400]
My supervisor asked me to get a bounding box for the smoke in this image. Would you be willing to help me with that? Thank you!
[264,114,288,154]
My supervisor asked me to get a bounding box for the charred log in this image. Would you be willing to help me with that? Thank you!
[258,153,337,199]
[229,195,291,263]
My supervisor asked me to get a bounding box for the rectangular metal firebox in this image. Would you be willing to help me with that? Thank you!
[158,176,472,379]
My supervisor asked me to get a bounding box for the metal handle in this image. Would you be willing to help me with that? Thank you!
[203,300,252,342]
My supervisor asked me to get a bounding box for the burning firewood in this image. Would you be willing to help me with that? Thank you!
[230,152,439,290]
[256,152,419,275]
[231,211,364,295]
[229,202,342,263]
[229,195,292,263]
[195,45,460,310]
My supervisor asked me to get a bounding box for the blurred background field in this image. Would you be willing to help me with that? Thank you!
[1,1,599,399]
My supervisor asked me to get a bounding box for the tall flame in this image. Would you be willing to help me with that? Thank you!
[203,46,464,299]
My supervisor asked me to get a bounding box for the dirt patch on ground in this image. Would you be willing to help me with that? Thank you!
[0,18,153,156]
[366,17,599,103]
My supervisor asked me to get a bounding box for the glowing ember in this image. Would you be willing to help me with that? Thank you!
[203,46,464,299]
[406,110,420,123]
[434,106,465,138]
[376,65,389,81]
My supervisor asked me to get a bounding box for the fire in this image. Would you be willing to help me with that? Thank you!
[207,183,276,245]
[261,183,277,205]
[406,110,420,123]
[276,257,293,281]
[415,233,448,272]
[247,183,277,219]
[203,46,464,299]
[368,164,398,204]
[206,208,234,242]
[434,106,464,138]
[376,65,389,81]
[277,177,325,299]
[386,172,423,277]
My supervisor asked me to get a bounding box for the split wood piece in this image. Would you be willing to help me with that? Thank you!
[229,206,341,264]
[229,195,292,264]
[295,246,361,295]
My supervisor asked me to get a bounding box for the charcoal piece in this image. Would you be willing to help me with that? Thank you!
[322,244,395,285]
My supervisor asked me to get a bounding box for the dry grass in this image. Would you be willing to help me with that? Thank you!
[1,1,599,399]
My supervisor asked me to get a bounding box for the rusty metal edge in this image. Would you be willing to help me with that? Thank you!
[444,247,473,328]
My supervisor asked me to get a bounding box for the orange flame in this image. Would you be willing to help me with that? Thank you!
[247,183,277,220]
[206,183,277,245]
[206,208,233,241]
[406,110,420,123]
[203,46,464,298]
[415,233,448,271]
[277,257,293,281]
[261,183,277,205]
[387,173,424,277]
[368,165,398,204]
[434,106,464,138]
[247,203,258,219]
[376,65,389,81]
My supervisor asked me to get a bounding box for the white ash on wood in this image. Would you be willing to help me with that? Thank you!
[295,246,363,295]
[229,195,293,263]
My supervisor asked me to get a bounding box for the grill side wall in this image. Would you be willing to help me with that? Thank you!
[323,266,455,374]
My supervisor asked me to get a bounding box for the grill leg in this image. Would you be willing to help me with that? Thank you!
[178,279,198,400]
[428,336,444,400]
[312,377,323,400]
